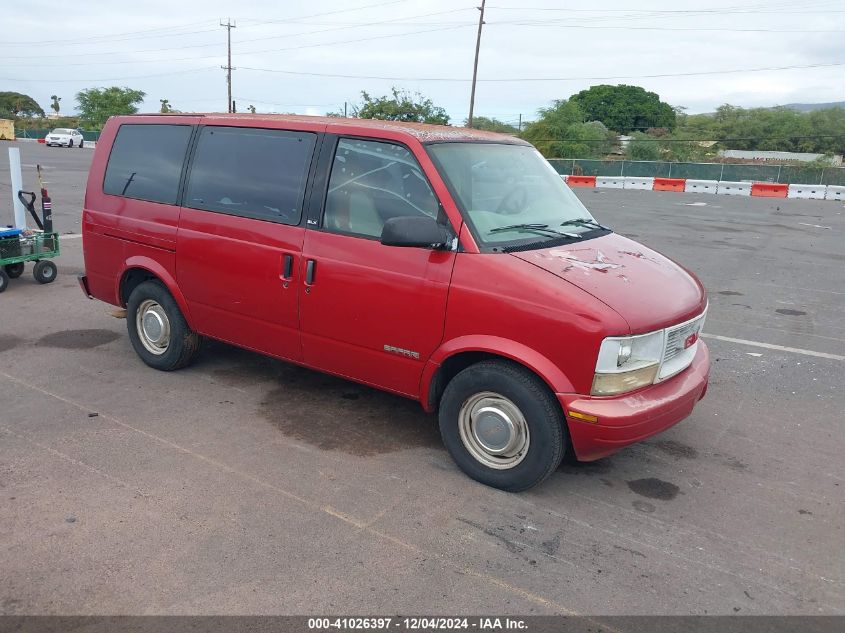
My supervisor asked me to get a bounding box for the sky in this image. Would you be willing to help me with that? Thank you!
[3,0,845,126]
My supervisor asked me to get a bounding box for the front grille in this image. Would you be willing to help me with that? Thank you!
[658,310,707,380]
[664,317,703,362]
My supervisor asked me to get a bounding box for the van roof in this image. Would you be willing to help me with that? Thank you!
[125,113,531,145]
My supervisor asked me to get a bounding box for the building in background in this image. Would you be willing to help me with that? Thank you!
[719,149,843,165]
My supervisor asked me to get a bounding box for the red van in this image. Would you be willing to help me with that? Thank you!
[80,114,709,491]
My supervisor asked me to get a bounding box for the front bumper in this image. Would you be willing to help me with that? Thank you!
[558,342,710,461]
[47,138,70,146]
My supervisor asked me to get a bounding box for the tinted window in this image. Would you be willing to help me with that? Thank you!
[184,126,316,225]
[103,124,192,204]
[324,139,439,239]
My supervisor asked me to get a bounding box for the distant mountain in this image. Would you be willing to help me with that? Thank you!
[779,101,845,112]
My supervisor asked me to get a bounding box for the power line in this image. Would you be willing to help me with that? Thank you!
[0,20,218,47]
[235,60,845,82]
[487,2,845,14]
[238,0,415,28]
[491,22,845,34]
[0,67,218,83]
[4,8,476,63]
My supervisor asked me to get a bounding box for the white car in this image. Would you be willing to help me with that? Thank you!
[46,128,84,148]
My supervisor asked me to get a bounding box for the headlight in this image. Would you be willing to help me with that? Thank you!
[592,331,665,396]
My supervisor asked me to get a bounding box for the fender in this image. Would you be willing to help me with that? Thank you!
[116,256,194,327]
[420,335,577,412]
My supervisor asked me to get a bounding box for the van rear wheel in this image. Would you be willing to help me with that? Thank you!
[126,280,201,371]
[438,360,566,492]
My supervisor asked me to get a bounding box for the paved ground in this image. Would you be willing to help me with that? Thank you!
[1,141,843,615]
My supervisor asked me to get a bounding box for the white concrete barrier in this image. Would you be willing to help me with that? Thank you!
[596,176,625,189]
[788,184,826,200]
[684,179,719,194]
[716,181,751,196]
[825,185,845,201]
[623,177,654,190]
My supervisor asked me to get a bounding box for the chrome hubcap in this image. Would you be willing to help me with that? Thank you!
[136,299,170,355]
[458,392,530,470]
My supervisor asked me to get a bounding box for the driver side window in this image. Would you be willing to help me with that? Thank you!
[323,138,439,239]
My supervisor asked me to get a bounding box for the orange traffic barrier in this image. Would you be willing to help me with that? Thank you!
[653,177,686,192]
[566,175,597,188]
[37,138,46,144]
[751,182,788,198]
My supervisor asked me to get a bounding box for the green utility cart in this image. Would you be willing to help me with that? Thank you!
[0,229,60,293]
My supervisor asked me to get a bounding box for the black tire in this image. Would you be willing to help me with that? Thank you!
[33,260,57,284]
[79,140,84,148]
[0,270,8,293]
[438,360,567,492]
[126,280,201,371]
[4,262,24,278]
[68,140,74,148]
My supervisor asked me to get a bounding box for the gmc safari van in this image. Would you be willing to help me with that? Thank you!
[80,114,710,491]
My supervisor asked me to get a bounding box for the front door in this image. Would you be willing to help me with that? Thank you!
[176,125,318,361]
[299,137,457,397]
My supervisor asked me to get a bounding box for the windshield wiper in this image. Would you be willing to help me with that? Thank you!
[560,218,611,231]
[490,223,578,238]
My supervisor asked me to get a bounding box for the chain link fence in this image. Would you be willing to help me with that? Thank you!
[16,128,100,142]
[548,159,845,186]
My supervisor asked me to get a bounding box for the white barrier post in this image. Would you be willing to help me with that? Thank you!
[684,179,719,194]
[8,147,26,229]
[716,181,751,196]
[825,185,845,201]
[596,176,625,189]
[622,177,654,190]
[788,184,827,200]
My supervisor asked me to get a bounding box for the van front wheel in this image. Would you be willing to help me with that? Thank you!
[126,280,201,371]
[438,360,566,492]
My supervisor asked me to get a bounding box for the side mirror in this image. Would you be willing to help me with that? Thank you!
[381,216,449,248]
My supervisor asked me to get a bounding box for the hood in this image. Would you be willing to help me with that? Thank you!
[511,233,706,333]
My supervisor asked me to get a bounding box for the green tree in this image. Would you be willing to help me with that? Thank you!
[677,104,845,154]
[159,99,172,113]
[247,104,257,114]
[0,92,45,118]
[76,87,146,127]
[464,116,518,133]
[50,95,61,115]
[570,84,676,134]
[348,88,449,124]
[626,132,661,161]
[520,99,614,158]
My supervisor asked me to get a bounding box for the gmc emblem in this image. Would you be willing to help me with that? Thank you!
[684,332,699,349]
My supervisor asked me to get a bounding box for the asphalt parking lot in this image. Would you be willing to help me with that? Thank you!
[1,141,843,615]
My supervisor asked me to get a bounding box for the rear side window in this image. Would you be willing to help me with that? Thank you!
[184,126,316,225]
[103,124,192,204]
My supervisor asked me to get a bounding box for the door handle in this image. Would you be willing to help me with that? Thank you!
[305,259,316,285]
[282,254,294,280]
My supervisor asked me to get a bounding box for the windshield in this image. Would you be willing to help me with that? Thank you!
[427,143,605,249]
[52,128,73,134]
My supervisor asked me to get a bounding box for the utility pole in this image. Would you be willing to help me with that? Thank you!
[220,18,236,113]
[467,0,486,128]
[518,114,522,132]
